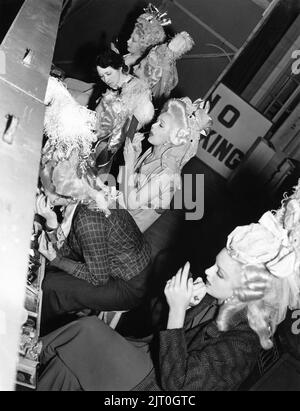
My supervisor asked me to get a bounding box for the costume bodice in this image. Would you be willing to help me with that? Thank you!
[95,76,154,150]
[134,148,164,190]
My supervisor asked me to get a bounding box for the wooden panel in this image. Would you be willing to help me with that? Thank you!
[0,0,62,101]
[0,81,45,160]
[0,0,63,391]
[0,83,44,282]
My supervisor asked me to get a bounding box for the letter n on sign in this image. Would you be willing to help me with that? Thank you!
[197,83,272,179]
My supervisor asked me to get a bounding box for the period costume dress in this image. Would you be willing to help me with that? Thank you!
[133,31,194,98]
[123,3,170,69]
[125,146,181,233]
[93,75,154,173]
[119,98,212,232]
[41,76,109,212]
[41,74,154,208]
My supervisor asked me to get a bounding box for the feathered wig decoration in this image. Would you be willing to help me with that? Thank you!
[168,31,195,60]
[41,77,112,216]
[43,76,97,162]
[142,3,171,27]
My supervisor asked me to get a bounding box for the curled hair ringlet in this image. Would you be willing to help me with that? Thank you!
[215,178,300,350]
[216,262,276,349]
[156,97,212,172]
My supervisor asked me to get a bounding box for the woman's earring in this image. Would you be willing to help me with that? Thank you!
[224,295,235,304]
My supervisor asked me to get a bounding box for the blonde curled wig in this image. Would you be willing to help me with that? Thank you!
[132,4,170,52]
[158,98,212,171]
[217,184,300,350]
[217,264,282,350]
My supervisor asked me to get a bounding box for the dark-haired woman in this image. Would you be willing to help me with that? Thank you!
[93,49,154,173]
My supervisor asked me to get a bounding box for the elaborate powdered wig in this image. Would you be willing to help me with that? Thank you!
[44,76,97,161]
[134,31,195,98]
[217,183,300,350]
[217,264,281,350]
[158,97,212,172]
[132,3,170,52]
[41,76,111,215]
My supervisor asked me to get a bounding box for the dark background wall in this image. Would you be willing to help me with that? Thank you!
[0,0,25,43]
[0,0,265,102]
[53,0,263,98]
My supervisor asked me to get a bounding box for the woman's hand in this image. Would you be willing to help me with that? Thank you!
[165,262,193,329]
[189,277,207,307]
[124,133,144,166]
[35,193,58,230]
[132,132,144,152]
[38,231,57,262]
[110,42,120,54]
[123,137,136,167]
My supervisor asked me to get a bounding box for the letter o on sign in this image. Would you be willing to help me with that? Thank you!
[218,105,240,129]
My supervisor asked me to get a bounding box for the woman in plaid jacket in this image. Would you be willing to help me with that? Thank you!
[38,183,300,391]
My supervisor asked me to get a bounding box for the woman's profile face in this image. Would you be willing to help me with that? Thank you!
[205,248,242,302]
[97,66,122,89]
[148,112,173,146]
[127,27,143,54]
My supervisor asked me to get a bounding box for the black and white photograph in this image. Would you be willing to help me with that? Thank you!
[0,0,300,395]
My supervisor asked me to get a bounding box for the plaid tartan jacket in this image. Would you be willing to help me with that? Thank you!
[135,295,261,391]
[59,205,151,286]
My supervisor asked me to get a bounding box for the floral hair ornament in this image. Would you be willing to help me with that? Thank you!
[227,211,297,279]
[260,212,297,279]
[161,97,212,172]
[142,3,172,27]
[226,180,300,312]
[218,180,300,349]
[165,98,212,145]
[183,97,212,136]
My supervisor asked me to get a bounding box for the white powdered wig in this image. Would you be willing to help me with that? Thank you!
[44,77,97,158]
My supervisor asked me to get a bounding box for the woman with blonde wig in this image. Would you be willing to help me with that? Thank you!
[37,180,300,391]
[124,3,171,68]
[119,97,212,232]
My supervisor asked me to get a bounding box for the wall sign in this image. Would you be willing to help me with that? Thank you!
[197,83,273,179]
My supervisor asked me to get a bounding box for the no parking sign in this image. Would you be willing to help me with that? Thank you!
[197,83,272,179]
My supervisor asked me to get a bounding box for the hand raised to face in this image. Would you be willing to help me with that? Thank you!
[164,262,194,313]
[189,277,207,307]
[35,193,58,230]
[38,231,57,262]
